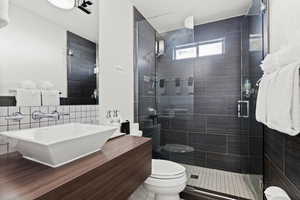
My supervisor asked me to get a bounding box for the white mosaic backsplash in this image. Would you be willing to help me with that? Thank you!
[0,105,100,155]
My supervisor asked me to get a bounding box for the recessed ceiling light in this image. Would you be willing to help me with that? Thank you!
[47,0,75,10]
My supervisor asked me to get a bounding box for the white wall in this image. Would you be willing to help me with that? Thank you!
[269,0,300,52]
[0,5,67,96]
[98,0,134,123]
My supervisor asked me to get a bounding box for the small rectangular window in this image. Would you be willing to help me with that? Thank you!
[198,40,224,57]
[173,39,224,60]
[174,46,197,60]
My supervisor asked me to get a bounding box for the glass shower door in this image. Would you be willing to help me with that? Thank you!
[134,9,160,156]
[156,28,196,163]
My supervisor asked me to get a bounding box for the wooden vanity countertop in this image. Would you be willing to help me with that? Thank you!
[0,136,152,200]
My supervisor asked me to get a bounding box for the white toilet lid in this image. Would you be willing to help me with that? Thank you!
[151,159,186,179]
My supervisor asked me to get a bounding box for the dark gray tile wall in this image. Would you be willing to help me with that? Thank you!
[134,9,264,174]
[264,127,300,200]
[67,31,97,105]
[157,16,263,174]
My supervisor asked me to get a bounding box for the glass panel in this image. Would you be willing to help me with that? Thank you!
[134,8,157,130]
[156,28,195,162]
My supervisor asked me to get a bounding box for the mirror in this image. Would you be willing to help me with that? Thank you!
[0,0,99,106]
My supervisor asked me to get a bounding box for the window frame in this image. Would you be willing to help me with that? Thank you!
[198,38,225,58]
[173,38,225,61]
[173,43,198,60]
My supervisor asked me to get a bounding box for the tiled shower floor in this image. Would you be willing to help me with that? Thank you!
[182,164,262,200]
[130,164,262,200]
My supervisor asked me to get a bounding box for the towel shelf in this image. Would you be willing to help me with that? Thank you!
[9,89,62,96]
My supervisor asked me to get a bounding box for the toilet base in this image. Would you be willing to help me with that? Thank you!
[155,193,180,200]
[144,160,187,200]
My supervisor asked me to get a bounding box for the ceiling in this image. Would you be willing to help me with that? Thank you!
[10,0,253,40]
[130,0,253,33]
[11,0,98,42]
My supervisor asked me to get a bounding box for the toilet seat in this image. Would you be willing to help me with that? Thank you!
[145,172,187,187]
[144,159,187,200]
[150,159,186,179]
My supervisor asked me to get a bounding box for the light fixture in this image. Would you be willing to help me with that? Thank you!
[47,0,75,10]
[77,0,93,14]
[47,0,93,14]
[0,0,9,29]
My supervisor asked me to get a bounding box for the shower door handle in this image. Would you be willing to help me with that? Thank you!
[238,100,249,118]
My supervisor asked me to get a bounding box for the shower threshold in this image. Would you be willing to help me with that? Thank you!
[181,164,262,200]
[182,186,250,200]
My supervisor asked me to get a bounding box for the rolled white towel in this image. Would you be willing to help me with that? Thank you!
[39,81,55,90]
[16,89,41,107]
[41,90,60,106]
[276,44,300,67]
[266,61,300,136]
[19,80,37,89]
[256,73,276,124]
[260,53,280,75]
[261,44,300,75]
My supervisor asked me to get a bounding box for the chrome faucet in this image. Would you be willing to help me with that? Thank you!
[32,110,68,121]
[5,112,25,122]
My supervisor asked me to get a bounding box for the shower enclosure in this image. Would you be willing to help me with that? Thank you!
[134,2,265,199]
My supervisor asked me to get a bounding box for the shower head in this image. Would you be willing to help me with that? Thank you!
[261,2,267,13]
[248,0,266,15]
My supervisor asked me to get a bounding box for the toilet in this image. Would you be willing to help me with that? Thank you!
[265,187,291,200]
[144,159,187,200]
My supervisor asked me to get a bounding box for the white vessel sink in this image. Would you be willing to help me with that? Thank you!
[0,123,117,168]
